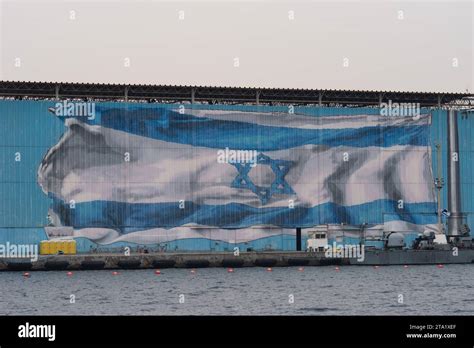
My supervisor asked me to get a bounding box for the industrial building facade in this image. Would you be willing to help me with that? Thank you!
[0,82,472,253]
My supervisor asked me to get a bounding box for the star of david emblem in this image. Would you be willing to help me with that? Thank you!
[230,153,294,204]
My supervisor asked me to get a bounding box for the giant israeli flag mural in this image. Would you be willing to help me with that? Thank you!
[36,104,438,247]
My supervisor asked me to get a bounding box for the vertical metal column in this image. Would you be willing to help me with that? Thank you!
[434,143,444,234]
[296,228,302,251]
[447,109,463,238]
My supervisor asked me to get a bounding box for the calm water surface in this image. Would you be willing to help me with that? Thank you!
[1,265,473,315]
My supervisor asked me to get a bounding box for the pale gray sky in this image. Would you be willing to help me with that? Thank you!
[0,0,472,92]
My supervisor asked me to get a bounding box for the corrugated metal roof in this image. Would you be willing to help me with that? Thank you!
[0,79,470,95]
[0,80,471,106]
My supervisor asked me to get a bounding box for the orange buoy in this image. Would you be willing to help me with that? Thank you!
[335,266,340,271]
[66,271,73,276]
[437,264,444,269]
[403,265,409,268]
[190,269,196,274]
[298,267,304,272]
[112,271,119,275]
[266,267,272,272]
[374,265,379,269]
[227,268,234,273]
[23,272,30,277]
[154,269,161,275]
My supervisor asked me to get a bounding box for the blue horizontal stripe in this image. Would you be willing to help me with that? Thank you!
[71,107,430,149]
[50,197,437,232]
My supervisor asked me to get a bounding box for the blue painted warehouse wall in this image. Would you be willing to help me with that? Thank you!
[0,100,472,252]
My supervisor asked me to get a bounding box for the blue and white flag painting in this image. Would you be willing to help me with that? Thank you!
[38,105,438,245]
